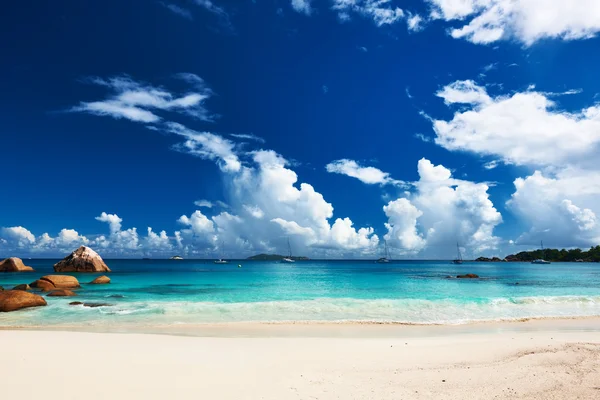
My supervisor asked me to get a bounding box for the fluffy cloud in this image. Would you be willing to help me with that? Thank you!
[383,158,502,257]
[70,74,214,123]
[430,78,600,250]
[291,0,312,15]
[325,159,405,186]
[332,0,405,26]
[508,170,600,247]
[0,226,36,248]
[95,212,123,234]
[432,80,600,167]
[428,0,600,45]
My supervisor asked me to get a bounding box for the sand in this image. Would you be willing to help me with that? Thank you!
[2,321,600,399]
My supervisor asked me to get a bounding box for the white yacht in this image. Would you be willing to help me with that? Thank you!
[532,241,551,264]
[282,238,295,263]
[376,240,390,263]
[214,241,229,264]
[452,242,463,264]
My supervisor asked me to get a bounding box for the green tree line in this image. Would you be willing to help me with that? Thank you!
[505,246,600,262]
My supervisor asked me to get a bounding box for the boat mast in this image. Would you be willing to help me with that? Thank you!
[287,237,292,258]
[456,242,462,261]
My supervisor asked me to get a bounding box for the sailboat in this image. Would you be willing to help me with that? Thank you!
[376,240,390,263]
[452,243,463,264]
[282,238,295,263]
[531,241,551,264]
[214,241,229,264]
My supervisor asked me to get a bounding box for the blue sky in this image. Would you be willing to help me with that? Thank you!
[2,0,600,258]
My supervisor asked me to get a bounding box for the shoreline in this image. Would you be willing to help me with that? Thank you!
[3,315,600,338]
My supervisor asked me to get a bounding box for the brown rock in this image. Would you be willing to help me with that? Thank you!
[47,289,77,297]
[457,273,480,279]
[0,286,3,291]
[0,257,34,272]
[54,246,111,273]
[13,284,31,291]
[38,275,80,289]
[0,290,47,312]
[89,275,111,284]
[30,279,56,291]
[69,301,84,306]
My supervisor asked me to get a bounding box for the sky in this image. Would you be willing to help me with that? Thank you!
[2,0,600,259]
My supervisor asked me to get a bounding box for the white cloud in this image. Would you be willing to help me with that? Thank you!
[507,170,600,247]
[406,12,424,32]
[160,2,193,20]
[230,133,266,143]
[0,226,36,247]
[383,158,502,257]
[166,122,242,172]
[244,205,265,219]
[428,0,600,45]
[483,160,500,170]
[414,133,432,143]
[194,200,214,208]
[432,80,600,167]
[326,159,405,186]
[291,0,312,15]
[71,74,214,123]
[332,0,405,26]
[178,210,216,237]
[95,212,123,234]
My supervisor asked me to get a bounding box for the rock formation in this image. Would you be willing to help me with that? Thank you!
[30,275,80,291]
[69,301,112,308]
[0,290,47,312]
[54,246,111,273]
[0,257,34,272]
[89,275,110,284]
[47,289,77,297]
[457,273,480,279]
[13,284,31,291]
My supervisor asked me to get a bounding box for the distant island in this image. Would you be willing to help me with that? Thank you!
[246,254,309,261]
[476,245,600,262]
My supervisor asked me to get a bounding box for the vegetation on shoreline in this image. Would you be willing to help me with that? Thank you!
[476,246,600,262]
[246,254,310,261]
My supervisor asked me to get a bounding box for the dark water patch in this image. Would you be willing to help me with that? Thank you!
[127,284,237,296]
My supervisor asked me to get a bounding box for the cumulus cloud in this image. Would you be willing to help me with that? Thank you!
[508,170,600,247]
[70,74,214,123]
[430,78,600,250]
[383,158,502,257]
[432,80,600,167]
[326,159,405,186]
[0,227,36,248]
[428,0,600,45]
[332,0,405,26]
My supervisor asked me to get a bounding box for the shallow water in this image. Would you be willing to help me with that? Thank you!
[1,260,599,327]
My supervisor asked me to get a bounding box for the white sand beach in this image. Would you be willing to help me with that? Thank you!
[2,319,600,399]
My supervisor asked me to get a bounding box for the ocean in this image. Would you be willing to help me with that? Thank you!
[1,259,599,327]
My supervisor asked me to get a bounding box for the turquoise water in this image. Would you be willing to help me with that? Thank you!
[1,260,600,327]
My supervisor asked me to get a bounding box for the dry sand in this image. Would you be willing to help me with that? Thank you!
[2,322,599,399]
